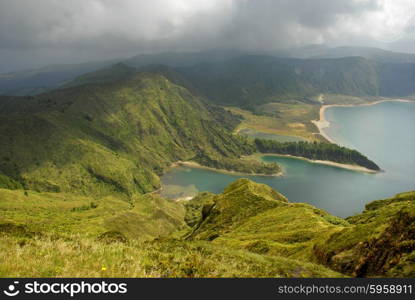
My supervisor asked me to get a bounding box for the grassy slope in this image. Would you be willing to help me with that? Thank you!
[0,237,340,278]
[314,191,415,277]
[0,184,340,278]
[0,179,413,277]
[187,179,347,261]
[0,188,186,240]
[227,101,321,141]
[0,67,277,197]
[187,179,415,277]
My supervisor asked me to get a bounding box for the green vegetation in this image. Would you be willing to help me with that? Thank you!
[227,102,322,142]
[194,152,280,175]
[0,237,340,278]
[238,128,306,142]
[4,49,415,102]
[62,63,137,89]
[0,66,276,197]
[186,179,414,277]
[187,179,345,262]
[0,188,186,239]
[0,59,412,279]
[179,56,381,109]
[178,55,415,109]
[316,94,380,105]
[0,173,23,190]
[254,140,380,171]
[183,192,216,227]
[1,179,412,277]
[314,191,415,277]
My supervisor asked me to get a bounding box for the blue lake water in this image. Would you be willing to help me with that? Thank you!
[161,101,415,217]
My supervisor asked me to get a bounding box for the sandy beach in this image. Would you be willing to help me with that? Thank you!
[249,153,379,173]
[312,99,414,144]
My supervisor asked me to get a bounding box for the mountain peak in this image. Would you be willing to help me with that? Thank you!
[223,178,288,203]
[111,62,135,70]
[187,179,288,240]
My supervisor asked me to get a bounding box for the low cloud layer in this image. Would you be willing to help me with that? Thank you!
[1,0,415,72]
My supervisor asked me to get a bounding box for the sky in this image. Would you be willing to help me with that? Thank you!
[1,0,415,72]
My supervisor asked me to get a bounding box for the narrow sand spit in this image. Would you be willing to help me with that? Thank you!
[171,161,282,177]
[255,153,378,174]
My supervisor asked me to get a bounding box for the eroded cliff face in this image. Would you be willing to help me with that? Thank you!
[313,192,415,277]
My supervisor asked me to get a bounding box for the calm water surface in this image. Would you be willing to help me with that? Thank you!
[161,101,415,217]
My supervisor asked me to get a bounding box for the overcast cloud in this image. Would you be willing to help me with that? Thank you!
[1,0,415,72]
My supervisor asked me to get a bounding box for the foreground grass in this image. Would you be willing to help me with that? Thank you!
[0,188,187,240]
[0,180,413,278]
[0,236,342,278]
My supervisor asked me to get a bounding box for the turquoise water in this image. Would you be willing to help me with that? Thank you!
[161,101,415,217]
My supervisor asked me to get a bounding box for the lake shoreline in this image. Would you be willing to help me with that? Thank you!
[170,161,283,177]
[249,153,380,174]
[312,99,415,144]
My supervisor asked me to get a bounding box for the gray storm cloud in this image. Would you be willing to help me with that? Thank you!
[0,0,414,72]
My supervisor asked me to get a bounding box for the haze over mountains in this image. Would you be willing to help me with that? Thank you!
[1,46,415,105]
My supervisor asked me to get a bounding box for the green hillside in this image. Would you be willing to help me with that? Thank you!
[315,190,415,277]
[177,56,381,109]
[0,188,186,240]
[186,179,415,277]
[0,66,277,197]
[0,179,413,277]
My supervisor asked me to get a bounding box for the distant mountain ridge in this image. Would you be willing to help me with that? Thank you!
[290,45,415,63]
[176,55,382,108]
[2,46,415,100]
[0,49,249,96]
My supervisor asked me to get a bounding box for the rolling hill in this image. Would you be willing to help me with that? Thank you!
[186,179,415,277]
